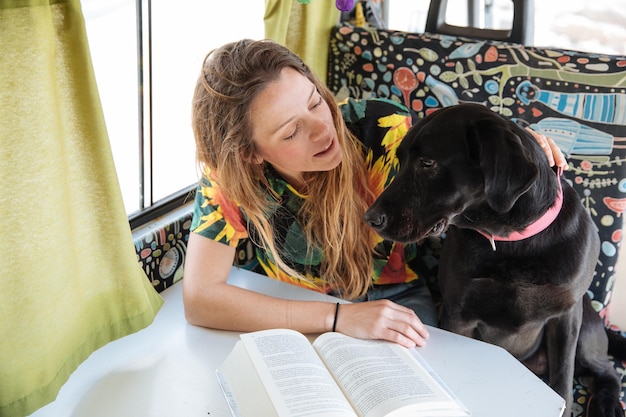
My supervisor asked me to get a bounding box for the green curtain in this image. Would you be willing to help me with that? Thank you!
[0,1,163,416]
[264,0,340,84]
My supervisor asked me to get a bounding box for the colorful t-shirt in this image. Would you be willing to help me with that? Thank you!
[191,98,432,293]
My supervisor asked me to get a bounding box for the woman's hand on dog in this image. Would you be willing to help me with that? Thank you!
[333,299,430,348]
[526,127,568,170]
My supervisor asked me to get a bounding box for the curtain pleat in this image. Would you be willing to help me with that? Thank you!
[264,0,340,84]
[0,1,163,416]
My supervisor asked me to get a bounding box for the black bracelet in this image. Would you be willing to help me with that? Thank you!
[332,302,340,332]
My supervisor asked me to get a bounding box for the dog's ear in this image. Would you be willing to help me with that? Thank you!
[469,119,538,213]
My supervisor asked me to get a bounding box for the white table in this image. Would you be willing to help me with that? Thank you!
[30,267,565,417]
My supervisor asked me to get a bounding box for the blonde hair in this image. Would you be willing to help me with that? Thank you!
[191,39,374,299]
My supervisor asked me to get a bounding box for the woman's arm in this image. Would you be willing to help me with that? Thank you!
[182,232,429,348]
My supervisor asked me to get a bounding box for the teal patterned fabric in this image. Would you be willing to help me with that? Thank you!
[327,22,625,415]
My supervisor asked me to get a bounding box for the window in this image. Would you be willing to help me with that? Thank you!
[84,0,625,221]
[387,0,626,55]
[83,0,265,217]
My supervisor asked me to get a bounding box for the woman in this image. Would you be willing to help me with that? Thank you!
[184,39,566,348]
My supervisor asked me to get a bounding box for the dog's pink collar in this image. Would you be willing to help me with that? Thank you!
[478,167,564,251]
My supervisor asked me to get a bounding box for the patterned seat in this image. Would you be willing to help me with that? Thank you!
[327,22,626,416]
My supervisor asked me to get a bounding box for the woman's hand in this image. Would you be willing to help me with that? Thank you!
[526,127,568,170]
[332,299,430,348]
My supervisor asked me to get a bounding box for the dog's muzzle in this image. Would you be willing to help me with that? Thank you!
[429,219,447,236]
[364,210,386,230]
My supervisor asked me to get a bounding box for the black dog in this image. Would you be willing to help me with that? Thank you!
[364,103,624,417]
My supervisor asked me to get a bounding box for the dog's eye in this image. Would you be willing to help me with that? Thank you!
[419,158,436,169]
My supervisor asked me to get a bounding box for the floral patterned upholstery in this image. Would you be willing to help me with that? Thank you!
[327,22,625,415]
[133,203,193,293]
[132,201,257,293]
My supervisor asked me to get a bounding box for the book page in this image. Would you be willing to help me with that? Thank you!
[240,329,357,417]
[313,332,470,417]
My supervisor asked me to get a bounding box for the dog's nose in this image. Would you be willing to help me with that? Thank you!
[364,210,387,230]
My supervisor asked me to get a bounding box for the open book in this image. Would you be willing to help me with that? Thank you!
[216,329,470,417]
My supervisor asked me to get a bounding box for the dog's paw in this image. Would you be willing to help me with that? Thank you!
[585,392,625,417]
